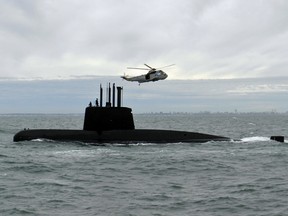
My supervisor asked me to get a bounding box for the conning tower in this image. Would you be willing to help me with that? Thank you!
[83,83,135,131]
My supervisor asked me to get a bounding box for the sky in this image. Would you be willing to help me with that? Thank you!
[1,77,288,114]
[1,0,288,80]
[0,0,288,113]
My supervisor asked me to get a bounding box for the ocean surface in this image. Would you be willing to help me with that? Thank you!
[1,113,288,216]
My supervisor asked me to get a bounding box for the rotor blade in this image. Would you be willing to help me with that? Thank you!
[157,64,175,69]
[144,64,154,69]
[127,67,149,70]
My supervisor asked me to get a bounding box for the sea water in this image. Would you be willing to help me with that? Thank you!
[1,113,288,216]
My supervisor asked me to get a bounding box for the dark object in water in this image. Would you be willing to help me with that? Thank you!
[13,129,230,143]
[270,136,285,143]
[13,83,231,144]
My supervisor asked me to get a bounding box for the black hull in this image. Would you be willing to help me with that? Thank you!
[13,129,231,144]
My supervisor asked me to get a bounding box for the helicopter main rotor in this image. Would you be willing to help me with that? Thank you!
[127,64,175,71]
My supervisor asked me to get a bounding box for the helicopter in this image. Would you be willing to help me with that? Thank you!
[121,64,174,84]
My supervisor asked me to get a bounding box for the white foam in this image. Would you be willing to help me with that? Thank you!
[241,136,270,142]
[31,138,45,142]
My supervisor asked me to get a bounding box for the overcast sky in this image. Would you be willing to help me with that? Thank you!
[1,0,288,114]
[1,0,288,80]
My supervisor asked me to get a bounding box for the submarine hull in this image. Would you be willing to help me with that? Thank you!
[13,129,231,144]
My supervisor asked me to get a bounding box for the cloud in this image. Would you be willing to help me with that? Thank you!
[0,0,288,80]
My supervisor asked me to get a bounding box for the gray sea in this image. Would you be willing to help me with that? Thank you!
[1,113,288,216]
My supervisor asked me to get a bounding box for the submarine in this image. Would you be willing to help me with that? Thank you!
[14,83,231,144]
